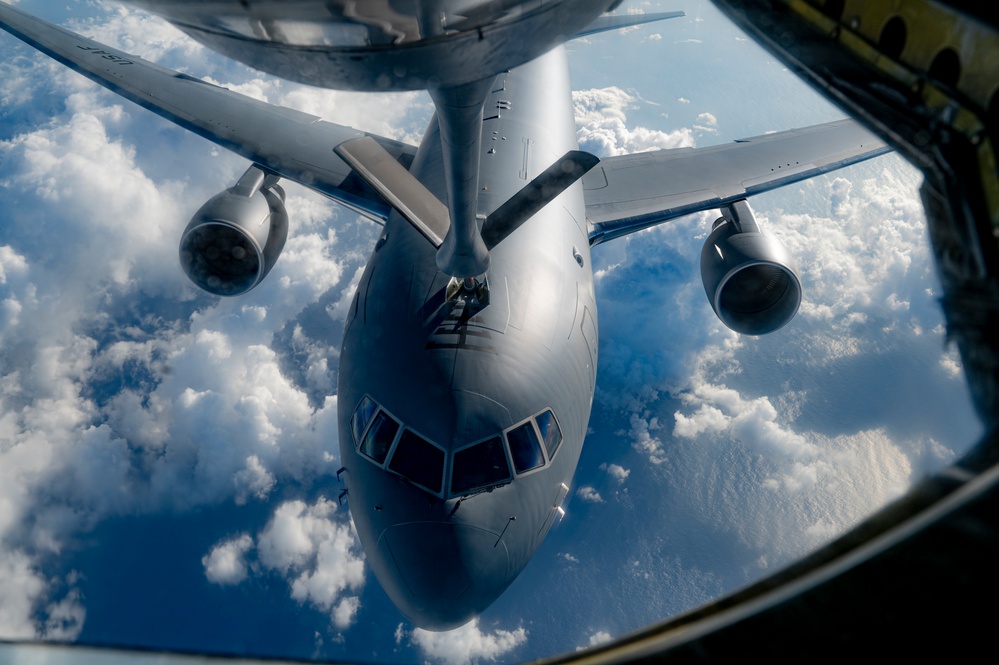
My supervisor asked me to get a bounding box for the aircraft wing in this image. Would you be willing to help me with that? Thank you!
[584,119,891,245]
[0,2,415,222]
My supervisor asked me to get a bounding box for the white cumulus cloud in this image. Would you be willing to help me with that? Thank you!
[401,619,528,665]
[332,596,361,631]
[601,463,631,483]
[202,534,253,585]
[0,2,391,639]
[574,87,695,156]
[256,498,366,625]
[576,630,613,651]
[233,454,277,505]
[589,152,979,578]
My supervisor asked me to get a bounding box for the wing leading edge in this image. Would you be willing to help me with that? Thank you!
[0,2,416,223]
[584,119,891,245]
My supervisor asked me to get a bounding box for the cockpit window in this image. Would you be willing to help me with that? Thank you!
[353,399,562,493]
[451,436,511,495]
[359,410,399,464]
[535,409,563,458]
[350,395,377,446]
[388,429,445,494]
[507,421,545,474]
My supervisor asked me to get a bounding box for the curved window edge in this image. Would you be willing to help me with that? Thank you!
[501,407,565,479]
[350,394,378,447]
[506,418,546,475]
[450,435,514,498]
[536,408,564,460]
[358,408,401,465]
[387,427,448,497]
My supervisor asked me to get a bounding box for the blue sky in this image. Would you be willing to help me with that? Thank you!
[0,1,983,663]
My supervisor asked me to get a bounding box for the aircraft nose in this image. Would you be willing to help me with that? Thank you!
[377,521,511,630]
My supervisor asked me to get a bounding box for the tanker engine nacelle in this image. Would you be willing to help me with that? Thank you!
[700,199,802,335]
[180,165,288,296]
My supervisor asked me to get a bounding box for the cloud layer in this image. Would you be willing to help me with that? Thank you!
[554,117,978,653]
[574,87,694,156]
[397,620,528,665]
[0,4,384,640]
[201,498,366,630]
[0,0,983,661]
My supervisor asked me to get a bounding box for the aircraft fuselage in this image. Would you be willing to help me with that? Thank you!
[337,47,596,630]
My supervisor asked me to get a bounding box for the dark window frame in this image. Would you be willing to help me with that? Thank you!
[535,408,564,460]
[358,408,401,465]
[504,417,547,475]
[499,407,565,479]
[387,426,448,497]
[350,394,378,448]
[449,434,514,497]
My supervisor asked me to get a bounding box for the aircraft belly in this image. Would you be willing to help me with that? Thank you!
[130,0,614,92]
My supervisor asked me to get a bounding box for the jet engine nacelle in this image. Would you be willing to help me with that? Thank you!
[180,166,288,296]
[700,199,802,335]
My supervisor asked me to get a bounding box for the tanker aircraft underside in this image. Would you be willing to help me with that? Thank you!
[0,0,889,630]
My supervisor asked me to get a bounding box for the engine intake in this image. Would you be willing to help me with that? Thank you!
[700,200,801,335]
[180,165,288,296]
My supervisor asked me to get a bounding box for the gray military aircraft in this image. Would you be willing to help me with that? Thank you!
[0,1,889,631]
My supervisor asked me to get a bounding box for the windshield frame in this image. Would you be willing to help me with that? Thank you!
[449,433,515,498]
